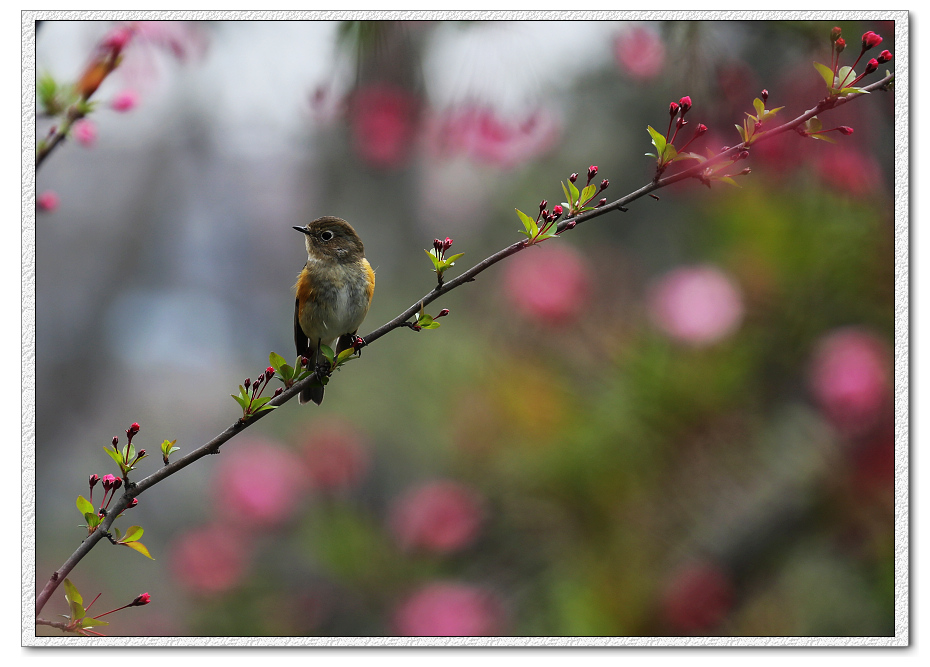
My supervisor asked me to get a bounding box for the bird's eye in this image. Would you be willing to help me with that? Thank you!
[320,230,335,242]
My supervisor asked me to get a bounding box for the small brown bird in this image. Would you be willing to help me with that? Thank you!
[293,216,375,405]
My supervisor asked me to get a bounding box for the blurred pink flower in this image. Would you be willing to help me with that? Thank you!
[392,582,506,636]
[348,83,420,169]
[111,89,140,112]
[169,524,249,596]
[36,191,59,212]
[648,265,744,346]
[428,105,559,168]
[809,327,891,435]
[815,145,883,197]
[212,438,307,527]
[661,562,734,634]
[389,480,485,554]
[614,26,666,81]
[300,418,370,492]
[503,244,592,326]
[72,119,97,148]
[129,20,209,62]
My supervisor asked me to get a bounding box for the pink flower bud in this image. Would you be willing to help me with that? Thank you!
[112,436,119,447]
[587,165,598,180]
[836,37,846,54]
[760,89,768,102]
[443,237,453,250]
[273,387,283,397]
[112,477,122,491]
[89,474,99,489]
[72,119,97,148]
[36,191,59,212]
[669,101,679,117]
[433,238,442,253]
[539,199,547,212]
[552,204,563,216]
[861,31,882,51]
[569,172,578,183]
[437,309,450,318]
[678,96,692,113]
[864,58,879,75]
[128,498,138,508]
[837,126,854,135]
[877,49,893,63]
[102,474,116,490]
[600,178,609,191]
[695,123,708,136]
[131,592,151,606]
[128,422,140,435]
[830,27,842,43]
[111,89,139,112]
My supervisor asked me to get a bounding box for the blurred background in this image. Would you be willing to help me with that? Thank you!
[34,19,896,637]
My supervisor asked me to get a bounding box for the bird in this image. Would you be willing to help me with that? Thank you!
[293,216,375,405]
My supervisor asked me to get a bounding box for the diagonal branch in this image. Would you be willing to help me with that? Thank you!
[35,75,893,621]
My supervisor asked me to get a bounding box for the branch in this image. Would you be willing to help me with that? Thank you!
[34,73,893,620]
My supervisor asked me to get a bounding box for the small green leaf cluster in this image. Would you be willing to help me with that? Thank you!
[231,364,279,419]
[160,438,180,465]
[319,342,363,370]
[61,579,110,636]
[408,304,449,331]
[685,148,752,189]
[103,438,147,478]
[735,96,784,145]
[516,207,560,244]
[425,238,463,286]
[813,62,871,98]
[645,125,690,168]
[111,524,154,559]
[269,351,313,389]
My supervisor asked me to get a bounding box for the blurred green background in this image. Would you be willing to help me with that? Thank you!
[34,19,896,638]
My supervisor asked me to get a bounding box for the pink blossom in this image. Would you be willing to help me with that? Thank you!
[389,480,484,554]
[169,524,249,596]
[111,89,140,112]
[392,582,506,636]
[428,105,559,168]
[614,26,666,81]
[129,20,209,62]
[648,265,744,346]
[348,83,420,169]
[808,328,891,435]
[503,244,592,326]
[815,146,883,197]
[36,191,59,212]
[661,562,734,634]
[72,119,97,148]
[212,438,307,527]
[300,419,370,492]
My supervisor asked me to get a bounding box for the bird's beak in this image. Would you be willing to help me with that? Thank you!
[294,226,311,235]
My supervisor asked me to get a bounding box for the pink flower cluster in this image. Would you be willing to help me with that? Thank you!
[614,26,666,81]
[348,83,420,169]
[808,327,891,435]
[389,480,485,554]
[392,582,506,636]
[503,244,592,326]
[648,265,745,346]
[300,418,370,492]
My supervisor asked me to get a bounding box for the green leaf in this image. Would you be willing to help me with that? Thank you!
[320,344,334,365]
[838,87,869,96]
[277,363,294,381]
[836,66,855,88]
[80,617,109,629]
[515,209,538,237]
[646,125,667,154]
[254,404,277,414]
[561,181,571,206]
[63,578,82,606]
[336,347,357,364]
[735,123,747,143]
[809,133,837,143]
[813,61,835,89]
[120,525,143,543]
[662,143,678,163]
[442,252,464,267]
[268,351,288,374]
[717,176,740,187]
[568,179,580,205]
[123,540,154,559]
[231,392,248,411]
[753,97,765,117]
[579,184,597,205]
[761,106,784,121]
[250,396,273,409]
[424,248,442,271]
[76,495,94,516]
[102,447,124,467]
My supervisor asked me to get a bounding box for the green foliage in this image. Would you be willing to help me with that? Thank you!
[160,438,180,465]
[61,579,109,635]
[813,61,871,97]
